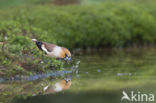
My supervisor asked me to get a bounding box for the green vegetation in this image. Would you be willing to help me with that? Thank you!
[1,2,156,48]
[0,78,62,103]
[0,0,47,8]
[0,0,156,77]
[0,44,63,78]
[0,48,156,103]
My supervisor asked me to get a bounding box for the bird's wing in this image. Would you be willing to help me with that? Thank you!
[43,86,49,91]
[41,44,49,54]
[43,42,56,52]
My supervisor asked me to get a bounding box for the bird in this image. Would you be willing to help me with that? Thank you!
[32,39,71,61]
[43,78,72,94]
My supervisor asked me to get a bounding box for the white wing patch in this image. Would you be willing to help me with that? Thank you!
[41,45,62,58]
[43,86,49,91]
[41,44,49,54]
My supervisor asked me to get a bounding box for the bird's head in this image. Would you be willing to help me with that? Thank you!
[62,48,71,63]
[36,41,42,46]
[64,77,72,83]
[63,78,72,90]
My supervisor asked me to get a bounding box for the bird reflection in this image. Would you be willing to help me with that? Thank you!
[43,78,72,94]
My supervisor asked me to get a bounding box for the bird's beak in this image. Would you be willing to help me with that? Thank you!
[64,57,71,64]
[67,57,71,61]
[64,78,72,83]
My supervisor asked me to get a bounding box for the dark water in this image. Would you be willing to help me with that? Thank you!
[1,48,156,103]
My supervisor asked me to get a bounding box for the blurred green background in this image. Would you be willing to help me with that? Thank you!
[0,0,156,48]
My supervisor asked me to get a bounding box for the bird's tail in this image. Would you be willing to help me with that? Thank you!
[32,38,37,42]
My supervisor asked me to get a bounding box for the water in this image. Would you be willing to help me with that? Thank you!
[1,48,156,103]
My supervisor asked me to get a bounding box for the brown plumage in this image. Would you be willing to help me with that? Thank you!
[59,47,71,58]
[42,42,56,52]
[44,79,72,94]
[32,39,71,61]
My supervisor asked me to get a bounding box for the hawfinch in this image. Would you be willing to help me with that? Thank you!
[43,78,72,94]
[32,39,71,61]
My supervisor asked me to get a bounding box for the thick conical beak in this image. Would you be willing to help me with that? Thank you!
[64,78,72,83]
[64,57,71,64]
[67,57,71,61]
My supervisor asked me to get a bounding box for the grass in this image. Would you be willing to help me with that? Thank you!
[0,0,46,8]
[1,48,156,103]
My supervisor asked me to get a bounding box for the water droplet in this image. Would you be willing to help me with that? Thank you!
[4,36,8,40]
[75,65,78,68]
[76,61,80,65]
[97,69,101,72]
[117,73,121,76]
[76,70,79,74]
[76,74,80,78]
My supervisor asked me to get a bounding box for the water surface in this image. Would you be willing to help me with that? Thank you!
[1,48,156,103]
